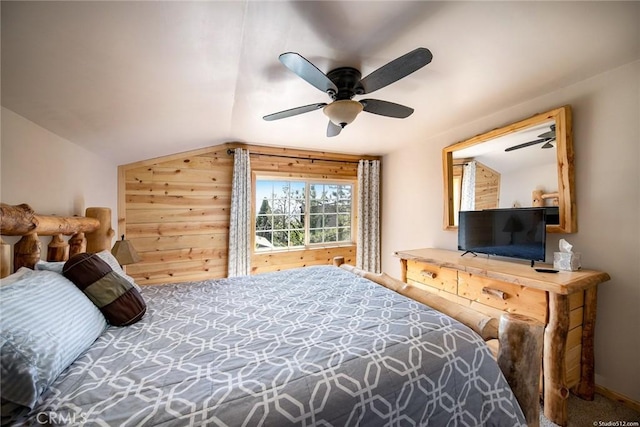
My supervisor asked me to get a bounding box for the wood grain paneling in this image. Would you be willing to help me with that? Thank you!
[474,161,500,210]
[119,143,376,285]
[252,246,356,275]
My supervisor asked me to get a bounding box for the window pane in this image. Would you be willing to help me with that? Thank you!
[323,201,337,213]
[272,231,288,248]
[337,200,351,213]
[338,186,351,200]
[309,214,323,229]
[309,184,322,200]
[289,229,305,247]
[338,227,351,241]
[323,228,337,242]
[309,229,322,244]
[272,214,285,229]
[337,214,350,227]
[290,181,305,195]
[326,185,338,201]
[273,182,289,200]
[255,214,273,232]
[256,178,354,249]
[323,214,337,228]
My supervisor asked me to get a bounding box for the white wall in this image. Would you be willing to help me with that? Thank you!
[500,162,558,209]
[1,107,118,256]
[381,60,640,401]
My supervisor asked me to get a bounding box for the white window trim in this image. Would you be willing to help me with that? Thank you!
[254,174,357,252]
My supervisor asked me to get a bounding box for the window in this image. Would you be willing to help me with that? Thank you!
[255,178,354,251]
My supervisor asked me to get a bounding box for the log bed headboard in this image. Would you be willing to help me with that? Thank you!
[0,203,114,278]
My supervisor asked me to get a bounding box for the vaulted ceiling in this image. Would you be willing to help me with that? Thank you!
[2,1,638,164]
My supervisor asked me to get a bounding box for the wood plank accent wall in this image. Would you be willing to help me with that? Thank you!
[451,159,500,211]
[474,161,501,210]
[119,142,379,285]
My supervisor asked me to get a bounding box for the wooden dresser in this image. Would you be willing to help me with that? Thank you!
[394,248,610,427]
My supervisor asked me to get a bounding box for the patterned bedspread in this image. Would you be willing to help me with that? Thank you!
[24,266,525,426]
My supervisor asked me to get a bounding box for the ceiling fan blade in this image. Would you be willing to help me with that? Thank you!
[505,138,550,152]
[361,99,414,118]
[327,120,342,137]
[279,52,338,94]
[359,47,432,94]
[538,130,555,139]
[263,103,327,121]
[541,140,555,149]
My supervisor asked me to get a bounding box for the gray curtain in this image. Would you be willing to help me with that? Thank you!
[356,159,380,273]
[227,148,251,277]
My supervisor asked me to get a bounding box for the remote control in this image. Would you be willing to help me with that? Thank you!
[534,268,559,273]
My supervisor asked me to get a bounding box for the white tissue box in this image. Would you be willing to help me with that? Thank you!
[553,252,582,271]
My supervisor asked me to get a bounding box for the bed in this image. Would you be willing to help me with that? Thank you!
[0,204,532,426]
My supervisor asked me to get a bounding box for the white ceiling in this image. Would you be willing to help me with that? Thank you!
[2,1,638,165]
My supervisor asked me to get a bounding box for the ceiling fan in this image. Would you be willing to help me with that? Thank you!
[505,124,556,152]
[263,48,433,137]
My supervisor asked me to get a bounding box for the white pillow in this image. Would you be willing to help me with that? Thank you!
[35,260,65,274]
[0,270,108,410]
[0,267,33,287]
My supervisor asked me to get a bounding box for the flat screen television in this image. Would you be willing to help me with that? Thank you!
[458,207,547,263]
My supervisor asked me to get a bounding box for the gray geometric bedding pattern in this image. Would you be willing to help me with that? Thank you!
[24,266,525,426]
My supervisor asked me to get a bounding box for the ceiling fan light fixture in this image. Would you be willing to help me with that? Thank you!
[323,100,363,128]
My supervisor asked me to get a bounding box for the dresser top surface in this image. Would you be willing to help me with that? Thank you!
[395,248,610,295]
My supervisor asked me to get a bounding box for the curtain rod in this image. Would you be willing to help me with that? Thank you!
[226,148,377,165]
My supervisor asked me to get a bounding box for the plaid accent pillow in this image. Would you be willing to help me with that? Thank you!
[63,253,146,326]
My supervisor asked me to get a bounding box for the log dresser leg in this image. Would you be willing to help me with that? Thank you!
[572,286,598,400]
[544,293,571,426]
[399,258,408,283]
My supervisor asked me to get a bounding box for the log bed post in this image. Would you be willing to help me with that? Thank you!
[14,233,41,271]
[85,207,114,253]
[68,232,87,256]
[1,238,10,278]
[47,234,70,262]
[497,313,545,427]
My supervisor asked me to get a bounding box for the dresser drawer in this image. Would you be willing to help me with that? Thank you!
[406,260,457,294]
[457,272,548,323]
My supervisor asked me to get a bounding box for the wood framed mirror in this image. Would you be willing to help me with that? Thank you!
[443,105,576,233]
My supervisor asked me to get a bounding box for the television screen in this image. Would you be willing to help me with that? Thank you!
[458,208,547,262]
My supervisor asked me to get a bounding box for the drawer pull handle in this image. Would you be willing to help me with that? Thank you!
[482,287,508,300]
[420,270,437,279]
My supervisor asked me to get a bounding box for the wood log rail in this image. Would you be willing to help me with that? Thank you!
[0,203,114,275]
[0,203,99,236]
[332,256,544,426]
[533,189,560,207]
[334,258,498,340]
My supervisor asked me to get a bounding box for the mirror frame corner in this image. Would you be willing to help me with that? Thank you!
[442,105,576,233]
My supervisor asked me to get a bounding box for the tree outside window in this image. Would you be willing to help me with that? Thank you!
[255,179,353,250]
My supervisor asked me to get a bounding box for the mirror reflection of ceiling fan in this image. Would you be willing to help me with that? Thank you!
[263,48,433,137]
[505,124,556,152]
